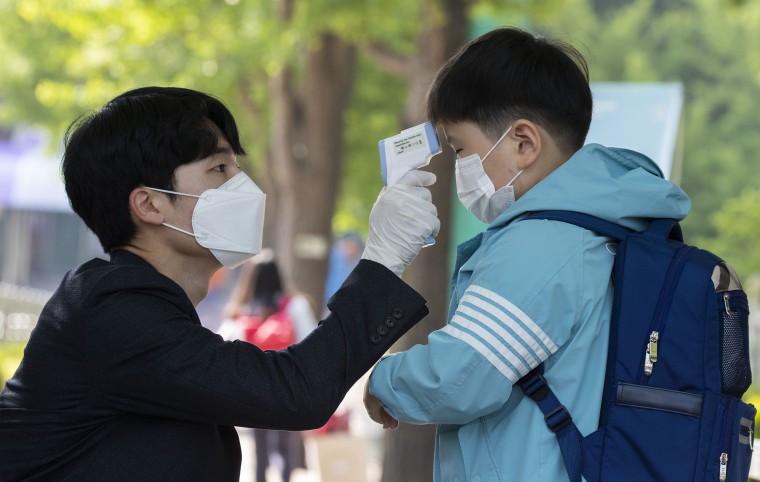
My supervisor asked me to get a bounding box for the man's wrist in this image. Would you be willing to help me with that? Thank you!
[361,245,404,277]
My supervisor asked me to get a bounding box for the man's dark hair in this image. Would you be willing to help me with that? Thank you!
[427,27,593,153]
[62,86,247,252]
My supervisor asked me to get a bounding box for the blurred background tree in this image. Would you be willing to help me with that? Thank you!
[2,0,760,479]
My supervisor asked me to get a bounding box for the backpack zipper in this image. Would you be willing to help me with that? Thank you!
[718,398,736,481]
[639,245,697,382]
[644,331,658,375]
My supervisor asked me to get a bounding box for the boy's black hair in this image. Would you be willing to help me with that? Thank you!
[62,86,247,253]
[427,27,592,153]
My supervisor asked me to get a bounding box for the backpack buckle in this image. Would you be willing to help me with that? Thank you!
[545,405,573,433]
[519,367,549,401]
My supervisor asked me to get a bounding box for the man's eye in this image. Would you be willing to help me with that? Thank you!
[212,164,227,173]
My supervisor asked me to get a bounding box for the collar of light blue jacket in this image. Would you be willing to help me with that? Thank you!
[483,143,691,234]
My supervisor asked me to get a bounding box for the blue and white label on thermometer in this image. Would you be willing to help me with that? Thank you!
[378,121,442,246]
[379,121,442,187]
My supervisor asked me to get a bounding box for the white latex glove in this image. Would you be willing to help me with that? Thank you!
[361,170,440,276]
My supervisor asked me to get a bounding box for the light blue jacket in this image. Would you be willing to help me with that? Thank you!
[369,144,691,482]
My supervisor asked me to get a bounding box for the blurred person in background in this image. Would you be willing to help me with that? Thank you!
[0,86,439,481]
[221,249,317,482]
[322,232,364,316]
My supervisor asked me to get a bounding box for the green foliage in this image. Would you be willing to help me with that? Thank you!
[334,53,407,237]
[0,342,26,389]
[742,383,760,441]
[0,0,431,231]
[697,188,760,279]
[2,0,759,261]
[539,0,760,275]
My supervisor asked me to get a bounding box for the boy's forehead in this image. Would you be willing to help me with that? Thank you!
[441,121,482,143]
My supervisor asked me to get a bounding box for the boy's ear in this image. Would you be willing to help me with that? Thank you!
[512,120,542,169]
[128,187,165,226]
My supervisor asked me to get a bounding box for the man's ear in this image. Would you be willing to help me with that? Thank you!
[129,187,165,226]
[511,119,542,170]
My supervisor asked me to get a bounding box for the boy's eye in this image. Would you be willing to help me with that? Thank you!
[212,164,227,173]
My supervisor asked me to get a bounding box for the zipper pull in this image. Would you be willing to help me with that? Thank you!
[723,292,731,314]
[644,351,653,376]
[644,331,659,376]
[719,452,728,481]
[649,331,659,363]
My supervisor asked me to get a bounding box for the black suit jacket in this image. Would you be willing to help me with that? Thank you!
[0,251,428,481]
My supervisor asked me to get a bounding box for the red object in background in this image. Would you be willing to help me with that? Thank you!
[310,409,351,435]
[237,296,295,351]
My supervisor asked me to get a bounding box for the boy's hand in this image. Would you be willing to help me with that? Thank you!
[361,170,439,276]
[363,378,399,430]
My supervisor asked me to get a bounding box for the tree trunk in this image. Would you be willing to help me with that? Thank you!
[291,35,357,305]
[379,1,469,481]
[266,0,358,309]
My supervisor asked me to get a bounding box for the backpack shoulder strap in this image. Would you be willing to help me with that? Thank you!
[517,366,583,482]
[523,210,684,243]
[521,210,632,241]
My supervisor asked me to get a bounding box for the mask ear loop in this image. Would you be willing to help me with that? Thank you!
[145,187,200,199]
[482,125,513,162]
[506,169,523,187]
[484,125,522,190]
[162,223,197,237]
[143,187,201,238]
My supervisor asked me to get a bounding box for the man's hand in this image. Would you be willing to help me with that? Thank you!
[363,378,399,430]
[361,170,440,276]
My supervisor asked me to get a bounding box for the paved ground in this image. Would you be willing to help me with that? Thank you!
[237,375,383,482]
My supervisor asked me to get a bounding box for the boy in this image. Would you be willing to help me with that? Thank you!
[0,86,439,481]
[364,27,691,481]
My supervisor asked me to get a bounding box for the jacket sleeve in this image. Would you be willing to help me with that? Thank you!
[91,260,428,430]
[370,221,593,425]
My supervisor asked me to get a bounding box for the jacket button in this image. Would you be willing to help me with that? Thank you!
[370,333,382,344]
[377,325,389,336]
[392,308,403,319]
[384,317,396,328]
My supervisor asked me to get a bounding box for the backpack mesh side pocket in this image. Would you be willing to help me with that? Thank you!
[719,289,751,398]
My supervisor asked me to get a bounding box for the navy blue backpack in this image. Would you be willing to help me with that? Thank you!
[517,211,755,482]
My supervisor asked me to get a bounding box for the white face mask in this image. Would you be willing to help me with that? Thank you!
[147,172,266,268]
[455,125,523,224]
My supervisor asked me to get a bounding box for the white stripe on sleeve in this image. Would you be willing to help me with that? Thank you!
[468,285,559,353]
[441,284,561,382]
[458,295,547,364]
[441,325,522,382]
[450,314,533,375]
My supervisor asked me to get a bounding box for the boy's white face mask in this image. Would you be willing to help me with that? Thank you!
[455,125,523,224]
[146,172,266,268]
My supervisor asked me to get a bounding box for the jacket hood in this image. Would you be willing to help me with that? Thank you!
[490,143,691,232]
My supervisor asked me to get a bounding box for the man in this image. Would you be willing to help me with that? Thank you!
[0,86,439,481]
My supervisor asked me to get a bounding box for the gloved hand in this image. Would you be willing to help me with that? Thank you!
[361,170,440,276]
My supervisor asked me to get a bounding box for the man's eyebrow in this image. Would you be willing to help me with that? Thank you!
[211,146,234,156]
[198,145,237,164]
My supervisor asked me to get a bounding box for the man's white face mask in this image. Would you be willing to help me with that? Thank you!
[455,125,523,224]
[147,172,266,268]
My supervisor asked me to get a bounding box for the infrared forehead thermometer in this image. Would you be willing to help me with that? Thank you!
[378,121,442,246]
